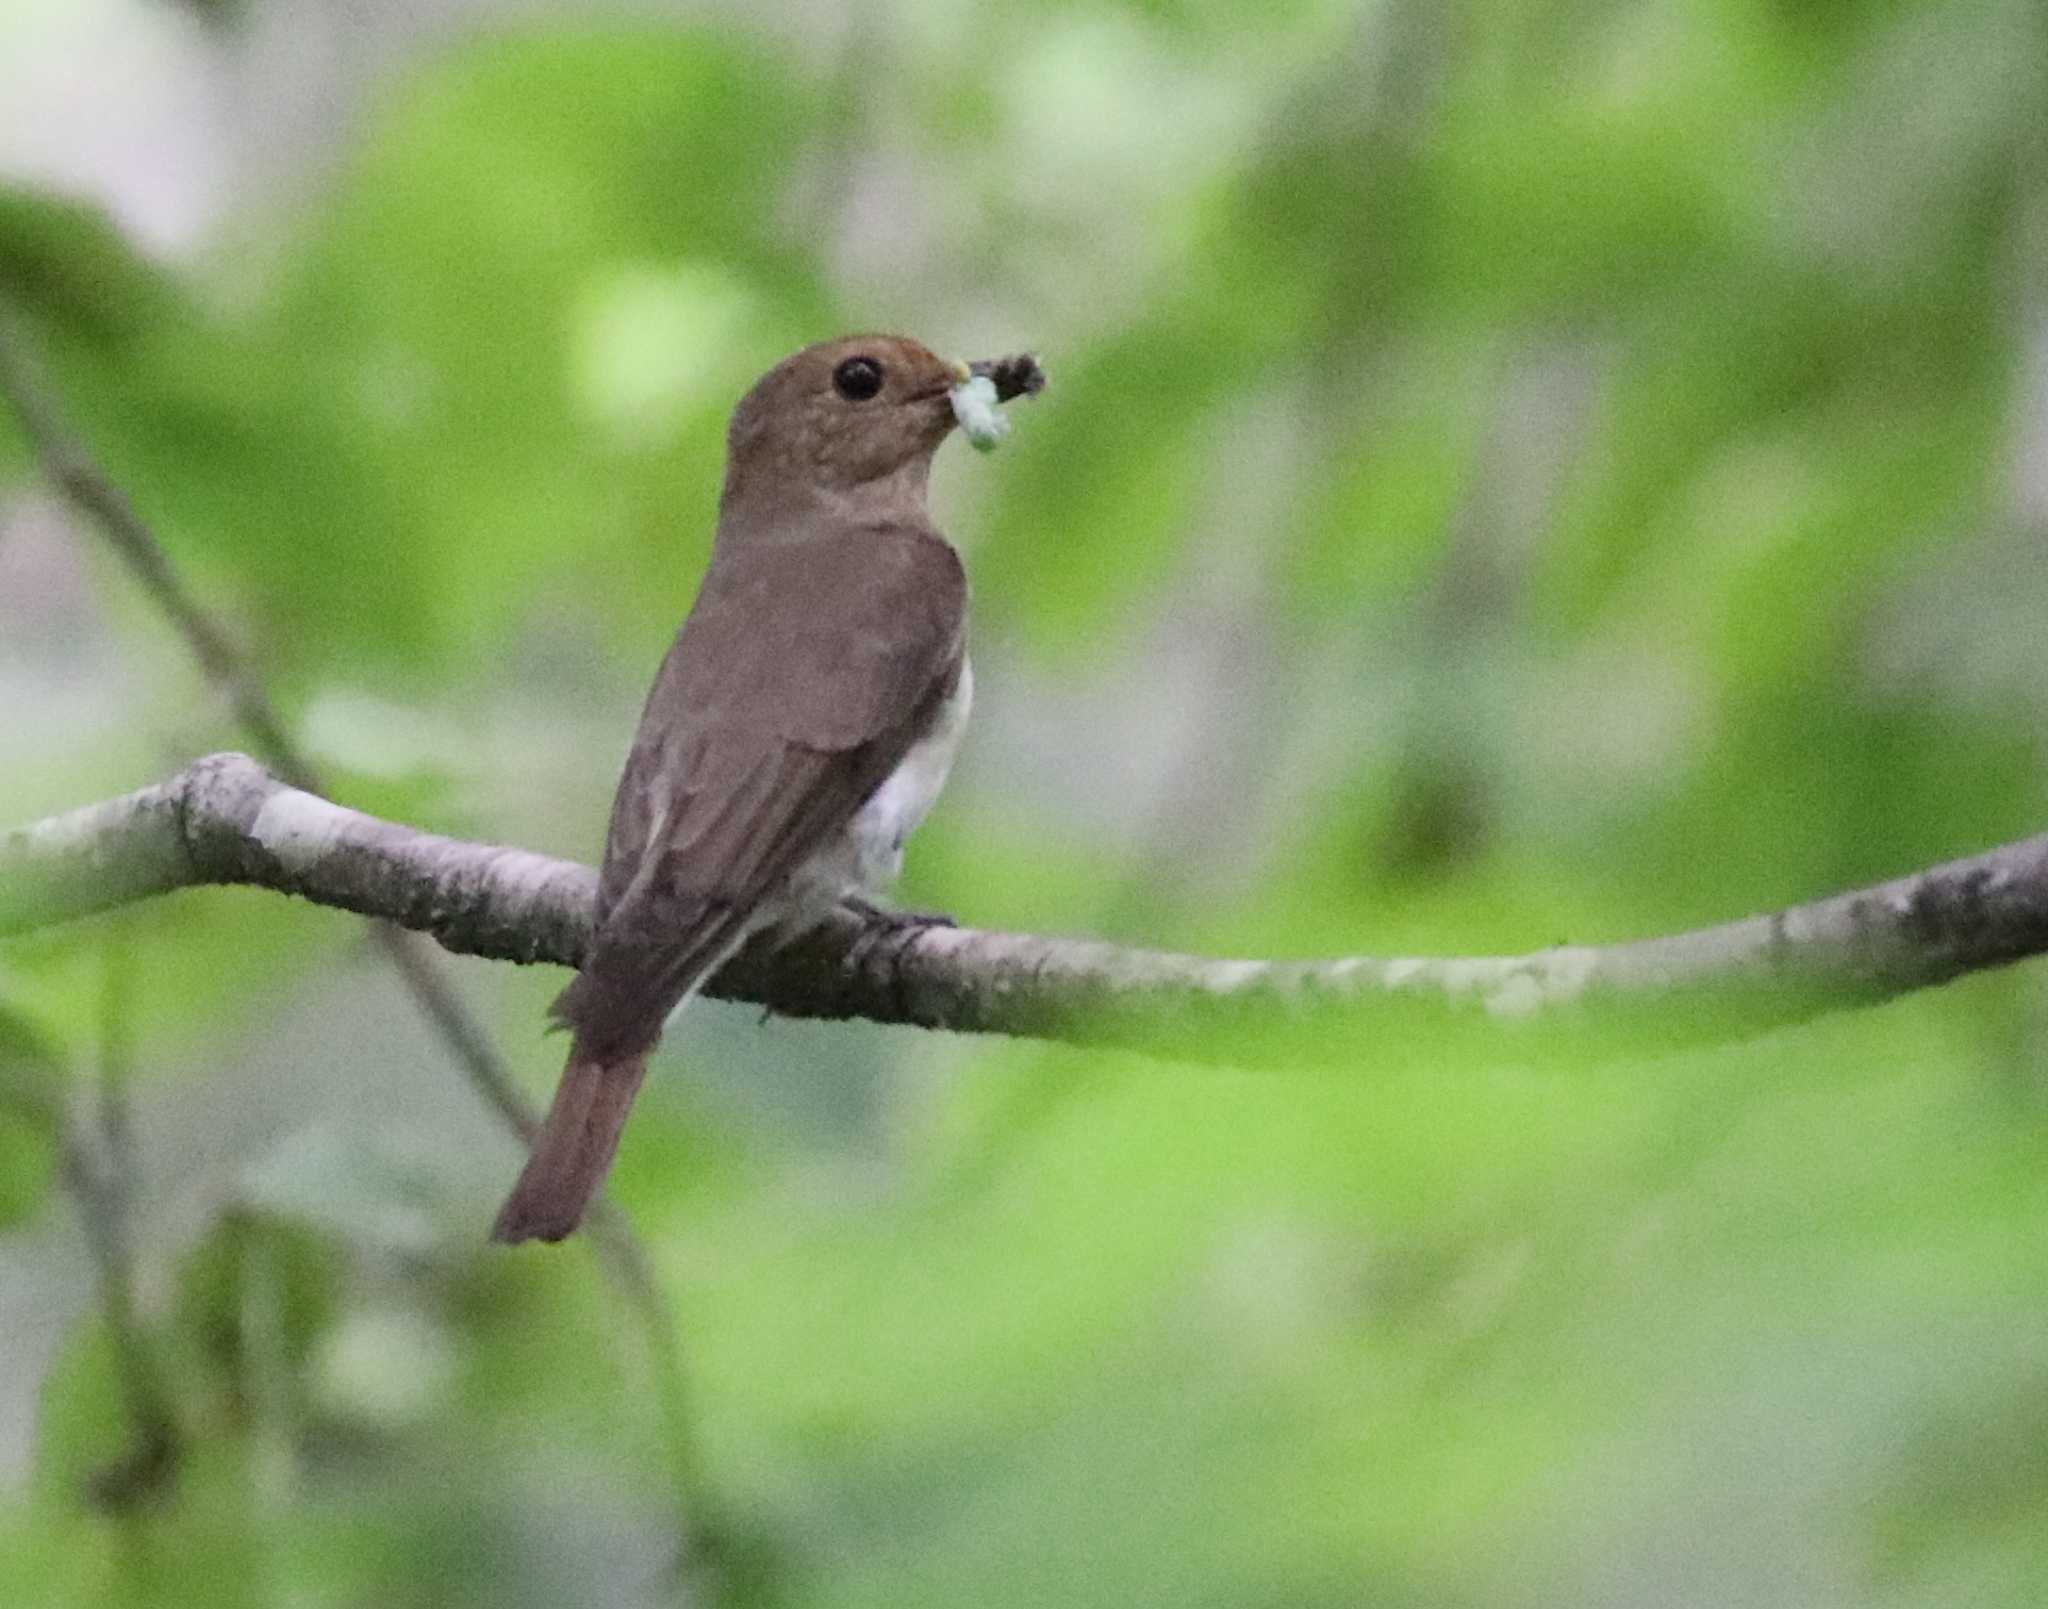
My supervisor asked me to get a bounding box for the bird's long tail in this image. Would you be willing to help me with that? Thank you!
[491,1041,650,1244]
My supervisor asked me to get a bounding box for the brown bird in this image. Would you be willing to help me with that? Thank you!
[492,334,1043,1244]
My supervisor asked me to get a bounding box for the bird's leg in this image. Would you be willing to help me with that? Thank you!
[842,893,956,930]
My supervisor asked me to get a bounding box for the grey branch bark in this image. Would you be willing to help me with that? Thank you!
[8,753,2048,1069]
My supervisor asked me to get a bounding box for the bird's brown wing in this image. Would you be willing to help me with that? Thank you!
[555,524,967,1056]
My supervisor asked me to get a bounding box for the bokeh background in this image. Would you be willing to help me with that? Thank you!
[4,0,2048,1604]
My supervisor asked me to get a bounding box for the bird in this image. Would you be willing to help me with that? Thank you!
[491,334,1043,1244]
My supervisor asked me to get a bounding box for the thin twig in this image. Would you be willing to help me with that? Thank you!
[0,310,299,777]
[66,922,182,1515]
[0,307,508,1080]
[0,302,707,1548]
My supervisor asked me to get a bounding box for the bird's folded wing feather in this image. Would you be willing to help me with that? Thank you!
[554,525,967,1053]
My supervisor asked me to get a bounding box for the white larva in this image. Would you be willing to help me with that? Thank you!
[949,373,1010,452]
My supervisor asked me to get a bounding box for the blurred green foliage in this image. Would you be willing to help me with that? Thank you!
[3,2,2047,1606]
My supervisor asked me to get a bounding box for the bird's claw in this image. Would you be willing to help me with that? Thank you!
[840,898,956,975]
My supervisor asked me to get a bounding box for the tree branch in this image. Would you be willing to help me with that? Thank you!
[8,753,2047,1068]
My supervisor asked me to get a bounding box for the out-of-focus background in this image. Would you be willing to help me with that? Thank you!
[3,1,2046,1604]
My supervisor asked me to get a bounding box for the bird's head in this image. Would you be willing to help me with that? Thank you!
[720,335,1042,521]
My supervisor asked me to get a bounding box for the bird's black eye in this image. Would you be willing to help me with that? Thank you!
[832,356,885,401]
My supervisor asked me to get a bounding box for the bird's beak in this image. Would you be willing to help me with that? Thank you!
[946,357,973,386]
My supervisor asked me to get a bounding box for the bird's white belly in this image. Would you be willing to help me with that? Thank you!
[788,657,973,910]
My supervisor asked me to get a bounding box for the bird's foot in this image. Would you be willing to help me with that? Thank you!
[839,897,956,975]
